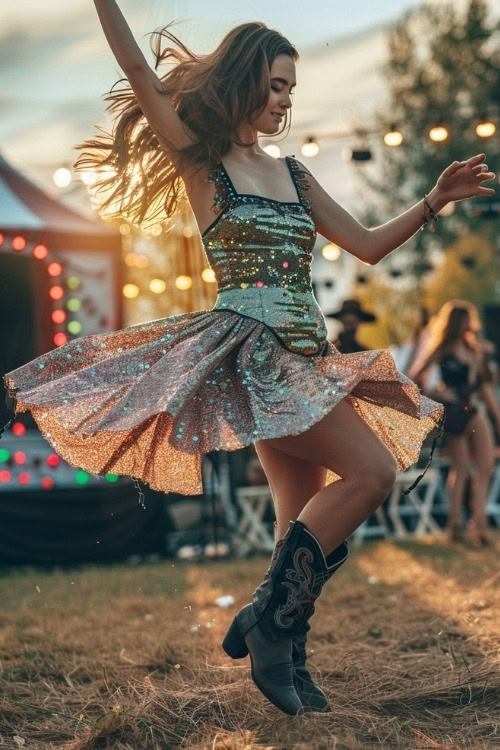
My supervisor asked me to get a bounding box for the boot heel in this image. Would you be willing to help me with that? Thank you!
[222,617,248,659]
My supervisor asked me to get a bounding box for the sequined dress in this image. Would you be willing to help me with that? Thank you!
[3,156,445,495]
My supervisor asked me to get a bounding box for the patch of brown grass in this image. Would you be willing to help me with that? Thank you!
[0,534,499,749]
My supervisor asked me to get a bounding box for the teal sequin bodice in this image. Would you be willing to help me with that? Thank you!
[202,156,328,356]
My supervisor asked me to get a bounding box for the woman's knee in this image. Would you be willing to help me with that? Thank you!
[352,454,397,499]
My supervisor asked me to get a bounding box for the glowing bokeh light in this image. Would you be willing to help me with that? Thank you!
[12,236,26,251]
[67,320,83,335]
[54,332,68,346]
[52,309,66,324]
[66,298,81,312]
[75,470,90,485]
[384,128,403,146]
[301,139,320,158]
[429,126,448,142]
[175,275,192,290]
[49,285,64,300]
[123,284,139,299]
[322,243,341,261]
[48,262,62,277]
[201,267,216,283]
[66,276,81,290]
[81,170,97,186]
[33,244,48,259]
[12,422,26,437]
[149,278,167,294]
[476,120,495,138]
[53,167,71,187]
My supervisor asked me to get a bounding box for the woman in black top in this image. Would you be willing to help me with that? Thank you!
[410,300,500,544]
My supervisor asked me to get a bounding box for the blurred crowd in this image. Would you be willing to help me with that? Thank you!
[234,297,500,546]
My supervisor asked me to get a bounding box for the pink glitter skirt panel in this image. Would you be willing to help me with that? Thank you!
[4,307,444,495]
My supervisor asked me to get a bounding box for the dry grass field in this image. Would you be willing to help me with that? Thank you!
[0,534,499,749]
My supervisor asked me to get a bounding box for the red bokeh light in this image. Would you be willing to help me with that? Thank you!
[54,332,68,346]
[12,236,26,251]
[18,472,31,485]
[12,422,26,437]
[49,285,64,300]
[46,453,60,468]
[0,470,11,483]
[41,477,55,490]
[52,309,66,324]
[33,244,48,259]
[0,233,4,245]
[13,451,27,465]
[48,262,62,277]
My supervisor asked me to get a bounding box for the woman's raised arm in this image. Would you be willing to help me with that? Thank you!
[294,154,495,265]
[93,0,196,154]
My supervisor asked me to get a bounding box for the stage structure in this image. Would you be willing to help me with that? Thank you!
[0,152,124,495]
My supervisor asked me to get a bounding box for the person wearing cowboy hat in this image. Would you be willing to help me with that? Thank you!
[326,299,376,354]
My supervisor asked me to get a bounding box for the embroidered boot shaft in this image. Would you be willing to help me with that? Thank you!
[222,520,348,715]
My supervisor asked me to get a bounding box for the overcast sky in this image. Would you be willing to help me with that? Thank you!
[0,0,489,211]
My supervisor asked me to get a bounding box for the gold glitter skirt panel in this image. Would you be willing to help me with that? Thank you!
[3,307,444,495]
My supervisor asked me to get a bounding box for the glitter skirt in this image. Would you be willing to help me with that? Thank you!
[3,309,444,495]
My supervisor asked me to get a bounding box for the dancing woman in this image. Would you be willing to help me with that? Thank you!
[3,2,496,715]
[409,300,500,545]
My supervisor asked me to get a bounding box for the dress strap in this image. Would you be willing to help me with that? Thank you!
[206,161,237,213]
[286,155,316,215]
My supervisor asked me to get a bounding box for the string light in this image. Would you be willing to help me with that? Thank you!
[201,268,216,283]
[322,243,341,261]
[54,332,68,346]
[383,124,404,146]
[123,283,139,299]
[66,298,81,312]
[49,285,64,300]
[149,278,167,293]
[12,236,26,251]
[52,309,66,323]
[476,117,495,138]
[428,124,449,142]
[47,262,62,277]
[175,275,192,290]
[53,167,71,187]
[33,244,48,259]
[301,137,320,158]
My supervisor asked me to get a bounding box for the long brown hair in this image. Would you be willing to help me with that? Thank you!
[73,21,298,230]
[408,299,482,381]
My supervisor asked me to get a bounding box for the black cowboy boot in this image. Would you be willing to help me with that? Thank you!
[222,520,349,715]
[270,523,348,712]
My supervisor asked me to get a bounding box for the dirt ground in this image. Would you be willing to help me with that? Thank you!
[0,533,499,749]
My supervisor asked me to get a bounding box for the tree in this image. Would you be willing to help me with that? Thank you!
[352,0,500,281]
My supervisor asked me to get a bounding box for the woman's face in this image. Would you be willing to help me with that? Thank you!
[250,53,296,134]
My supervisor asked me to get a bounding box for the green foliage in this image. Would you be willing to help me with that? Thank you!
[353,0,500,278]
[423,231,498,311]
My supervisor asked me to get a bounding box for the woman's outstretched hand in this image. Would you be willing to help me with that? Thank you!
[436,153,496,203]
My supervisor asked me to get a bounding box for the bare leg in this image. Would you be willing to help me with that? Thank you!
[258,399,398,556]
[466,411,495,533]
[254,442,327,540]
[443,434,470,530]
